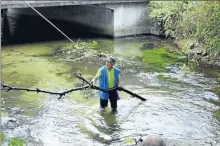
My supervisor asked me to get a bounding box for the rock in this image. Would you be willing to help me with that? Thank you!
[188,45,203,55]
[2,117,19,129]
[202,50,207,56]
[189,43,195,49]
[97,53,106,58]
[189,58,196,63]
[13,126,30,139]
[7,121,19,129]
[132,56,143,62]
[195,42,199,47]
[188,52,194,60]
[8,117,17,122]
[2,117,16,124]
[140,42,156,50]
[203,91,219,101]
[201,56,210,64]
[195,48,203,55]
[138,136,166,146]
[9,107,24,115]
[176,56,188,62]
[165,65,180,74]
[214,61,220,68]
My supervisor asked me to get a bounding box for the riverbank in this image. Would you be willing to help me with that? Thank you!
[175,39,220,69]
[148,1,220,70]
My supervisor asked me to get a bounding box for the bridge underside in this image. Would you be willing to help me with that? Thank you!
[2,1,161,38]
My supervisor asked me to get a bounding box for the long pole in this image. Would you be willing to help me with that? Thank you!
[24,1,75,43]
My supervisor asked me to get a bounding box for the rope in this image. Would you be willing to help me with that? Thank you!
[24,1,75,44]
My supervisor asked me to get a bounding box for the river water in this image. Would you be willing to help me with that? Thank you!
[1,12,220,146]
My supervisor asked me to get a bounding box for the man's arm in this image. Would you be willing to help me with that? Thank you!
[91,69,101,85]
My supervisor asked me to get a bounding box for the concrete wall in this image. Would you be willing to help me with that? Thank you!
[105,2,161,37]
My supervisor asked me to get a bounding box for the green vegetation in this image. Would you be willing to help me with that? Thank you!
[124,138,134,144]
[1,133,24,146]
[142,48,182,71]
[1,42,78,116]
[58,40,111,62]
[1,133,6,144]
[143,48,179,64]
[8,137,24,146]
[149,1,220,58]
[61,40,99,50]
[158,74,171,80]
[214,109,220,121]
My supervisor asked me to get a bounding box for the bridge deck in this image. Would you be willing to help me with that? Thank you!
[1,0,148,9]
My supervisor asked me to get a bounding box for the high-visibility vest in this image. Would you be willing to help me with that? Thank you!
[98,65,120,100]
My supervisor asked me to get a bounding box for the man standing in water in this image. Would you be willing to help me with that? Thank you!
[91,56,121,113]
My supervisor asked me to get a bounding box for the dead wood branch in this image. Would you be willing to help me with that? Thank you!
[1,74,147,101]
[75,75,146,101]
[1,83,90,100]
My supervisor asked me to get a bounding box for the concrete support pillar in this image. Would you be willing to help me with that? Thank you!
[105,2,161,37]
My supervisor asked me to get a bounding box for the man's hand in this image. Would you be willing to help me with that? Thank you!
[91,78,96,86]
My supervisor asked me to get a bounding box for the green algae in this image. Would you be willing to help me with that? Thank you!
[95,39,114,52]
[1,133,24,146]
[214,109,220,121]
[142,48,183,72]
[158,74,171,80]
[2,41,63,57]
[142,48,180,64]
[1,40,109,117]
[8,137,24,146]
[1,42,78,116]
[1,133,6,144]
[114,41,143,57]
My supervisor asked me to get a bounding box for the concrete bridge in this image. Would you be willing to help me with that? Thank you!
[1,1,148,9]
[1,1,162,37]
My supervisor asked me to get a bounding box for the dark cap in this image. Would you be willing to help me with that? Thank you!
[106,56,116,64]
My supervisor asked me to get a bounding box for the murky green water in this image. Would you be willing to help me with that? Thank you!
[1,36,220,146]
